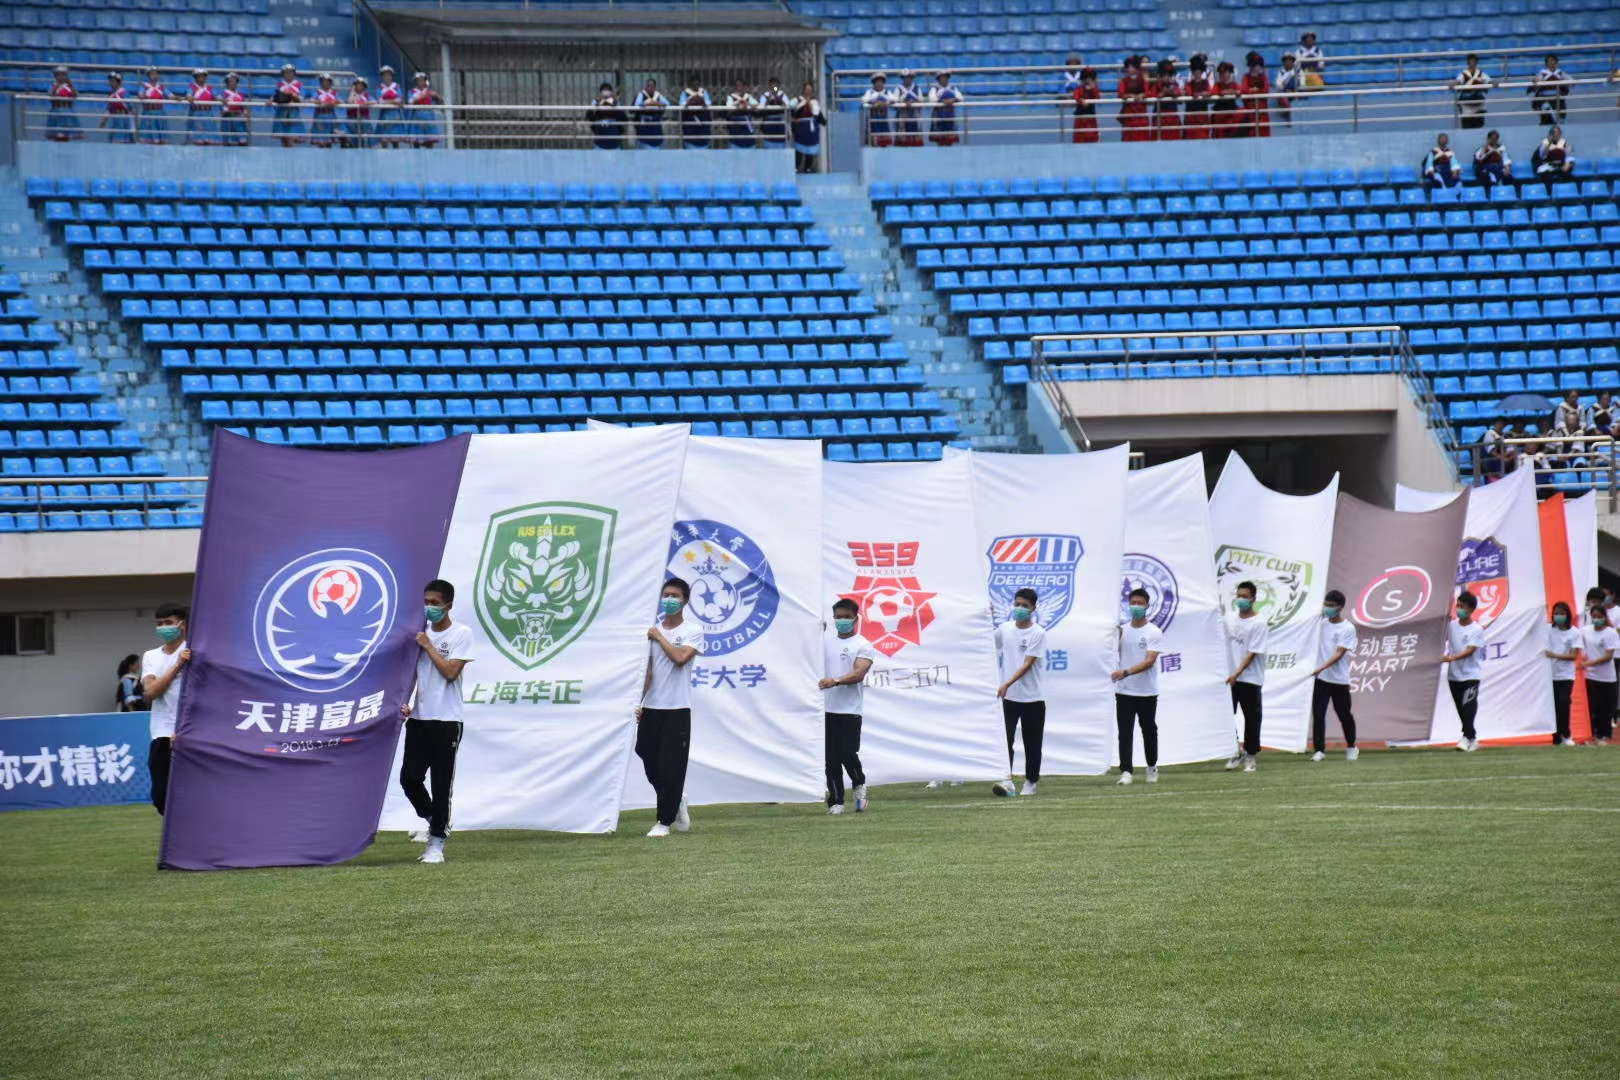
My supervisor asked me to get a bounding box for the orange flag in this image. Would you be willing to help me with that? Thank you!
[1538,494,1591,744]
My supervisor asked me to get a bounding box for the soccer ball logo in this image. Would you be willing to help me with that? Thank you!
[865,587,916,634]
[840,540,936,658]
[691,574,741,624]
[310,566,362,616]
[666,519,779,657]
[252,547,398,694]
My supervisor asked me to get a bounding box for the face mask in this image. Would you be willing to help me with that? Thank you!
[1128,605,1147,620]
[1323,606,1340,619]
[1594,616,1608,629]
[1012,606,1033,623]
[1457,610,1473,623]
[155,625,182,643]
[660,597,683,616]
[834,617,856,634]
[424,605,445,623]
[1235,597,1254,613]
[1553,614,1569,628]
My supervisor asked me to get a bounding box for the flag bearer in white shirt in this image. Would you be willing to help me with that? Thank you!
[820,598,876,815]
[1111,587,1163,785]
[1224,580,1269,772]
[401,579,475,864]
[993,588,1047,796]
[140,602,191,814]
[1581,603,1619,745]
[637,578,704,838]
[1308,588,1359,761]
[1544,601,1582,745]
[1441,590,1486,752]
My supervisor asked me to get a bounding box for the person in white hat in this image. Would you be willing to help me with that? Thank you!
[46,65,81,142]
[861,72,894,147]
[409,71,441,147]
[219,72,249,146]
[928,70,964,146]
[895,69,924,146]
[271,63,304,146]
[376,65,403,148]
[310,72,339,147]
[184,69,215,146]
[100,72,136,143]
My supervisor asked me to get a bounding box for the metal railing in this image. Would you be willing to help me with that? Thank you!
[0,61,361,100]
[840,76,1616,147]
[10,94,804,152]
[1463,434,1618,510]
[0,477,207,520]
[1029,325,1456,465]
[828,41,1620,100]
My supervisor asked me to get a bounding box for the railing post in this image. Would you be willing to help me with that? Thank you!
[439,41,455,150]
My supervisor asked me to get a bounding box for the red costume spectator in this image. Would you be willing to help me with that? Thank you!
[1153,58,1182,141]
[1212,61,1243,138]
[1117,56,1151,142]
[1072,67,1101,144]
[1241,51,1271,138]
[1182,54,1212,140]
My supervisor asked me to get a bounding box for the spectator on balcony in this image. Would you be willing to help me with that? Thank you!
[1211,60,1242,138]
[861,73,894,147]
[1240,51,1271,137]
[138,67,170,145]
[221,72,250,147]
[1452,54,1492,130]
[271,64,304,147]
[182,69,216,146]
[46,66,80,142]
[758,76,791,149]
[1585,390,1613,435]
[1182,54,1212,140]
[1472,129,1512,190]
[1274,53,1301,128]
[894,70,925,146]
[633,79,669,148]
[1062,55,1085,98]
[1071,66,1101,143]
[791,80,823,173]
[588,82,626,149]
[1531,54,1570,126]
[1533,125,1574,179]
[1117,56,1152,142]
[376,66,404,148]
[1423,133,1460,188]
[928,71,964,146]
[1556,389,1584,434]
[409,73,442,148]
[310,74,340,149]
[341,76,369,149]
[1481,417,1509,477]
[724,79,757,149]
[680,77,713,148]
[1547,409,1582,467]
[1297,32,1325,89]
[100,72,135,143]
[1153,58,1182,141]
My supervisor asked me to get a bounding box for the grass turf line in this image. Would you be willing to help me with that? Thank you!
[2,746,1617,1079]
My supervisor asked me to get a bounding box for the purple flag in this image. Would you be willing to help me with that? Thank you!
[159,431,468,870]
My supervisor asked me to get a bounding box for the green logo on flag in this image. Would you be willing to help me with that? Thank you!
[475,502,616,669]
[1214,544,1313,631]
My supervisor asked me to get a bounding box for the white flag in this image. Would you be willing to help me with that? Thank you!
[822,457,1008,784]
[381,425,689,833]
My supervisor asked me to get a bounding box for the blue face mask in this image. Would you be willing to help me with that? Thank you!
[155,624,182,643]
[1553,613,1569,628]
[834,617,856,634]
[1235,597,1254,613]
[1457,609,1473,623]
[660,596,684,616]
[424,605,445,623]
[1012,606,1033,623]
[1323,606,1340,619]
[1128,605,1147,620]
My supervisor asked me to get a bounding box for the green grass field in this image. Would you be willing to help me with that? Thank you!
[4,746,1618,1079]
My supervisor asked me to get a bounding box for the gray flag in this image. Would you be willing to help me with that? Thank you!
[1325,491,1470,743]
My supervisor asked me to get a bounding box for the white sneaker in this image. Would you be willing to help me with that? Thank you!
[673,797,691,833]
[1464,738,1481,753]
[854,784,869,812]
[1310,751,1326,762]
[646,823,670,838]
[1117,771,1133,786]
[410,829,430,843]
[1145,767,1158,784]
[1346,747,1359,761]
[1242,754,1257,773]
[992,779,1016,797]
[1224,753,1244,771]
[419,839,445,864]
[1455,738,1470,751]
[924,780,943,789]
[1020,780,1037,796]
[1596,737,1611,746]
[947,780,963,786]
[828,803,844,815]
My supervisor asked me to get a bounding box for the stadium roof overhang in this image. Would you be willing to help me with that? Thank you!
[367,4,838,54]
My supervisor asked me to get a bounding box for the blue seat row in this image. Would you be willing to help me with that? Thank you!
[198,397,943,427]
[2,454,160,477]
[0,508,205,532]
[64,224,818,253]
[918,247,1620,276]
[1,375,103,398]
[0,428,141,451]
[804,0,1153,13]
[140,317,891,346]
[1437,374,1620,398]
[6,0,269,13]
[157,342,916,371]
[123,294,875,323]
[0,349,80,372]
[1424,347,1619,373]
[50,203,815,228]
[28,178,803,206]
[102,270,860,298]
[180,367,928,397]
[83,248,845,274]
[0,9,278,33]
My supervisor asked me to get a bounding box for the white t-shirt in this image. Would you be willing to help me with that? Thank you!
[1116,620,1163,697]
[823,633,878,715]
[141,641,187,740]
[1446,620,1486,681]
[412,622,475,722]
[1581,624,1619,683]
[1546,624,1582,681]
[1225,612,1269,686]
[1316,619,1358,685]
[996,619,1047,703]
[644,618,705,710]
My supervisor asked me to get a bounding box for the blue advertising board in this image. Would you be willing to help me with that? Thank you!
[0,713,152,811]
